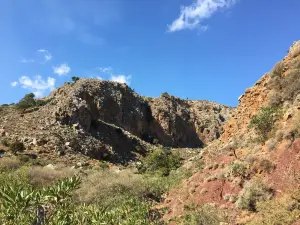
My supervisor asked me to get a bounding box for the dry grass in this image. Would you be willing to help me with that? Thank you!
[28,166,75,187]
[265,138,277,151]
[0,156,22,172]
[74,168,184,206]
[247,192,300,225]
[289,42,300,58]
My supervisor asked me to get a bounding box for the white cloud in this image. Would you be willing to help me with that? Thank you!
[37,49,52,63]
[18,75,56,98]
[11,81,18,87]
[53,64,71,76]
[20,58,35,63]
[96,76,103,80]
[111,75,131,85]
[96,66,132,85]
[168,0,237,32]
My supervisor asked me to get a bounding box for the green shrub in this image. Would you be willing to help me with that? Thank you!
[247,192,300,225]
[249,107,279,142]
[15,93,51,109]
[227,161,248,178]
[138,147,181,176]
[161,92,170,98]
[9,141,25,154]
[72,77,80,83]
[236,178,273,211]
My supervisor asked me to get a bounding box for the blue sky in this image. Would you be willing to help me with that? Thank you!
[1,0,300,106]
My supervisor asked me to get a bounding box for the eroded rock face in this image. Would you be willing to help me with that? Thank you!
[50,79,233,148]
[148,94,233,147]
[0,79,233,162]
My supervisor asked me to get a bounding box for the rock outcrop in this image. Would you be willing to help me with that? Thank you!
[0,79,233,162]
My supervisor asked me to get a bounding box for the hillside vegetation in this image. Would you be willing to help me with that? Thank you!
[1,41,300,224]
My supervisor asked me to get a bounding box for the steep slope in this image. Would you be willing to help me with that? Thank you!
[0,79,233,163]
[159,41,300,224]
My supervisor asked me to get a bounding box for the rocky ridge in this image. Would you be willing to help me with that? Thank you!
[0,80,233,163]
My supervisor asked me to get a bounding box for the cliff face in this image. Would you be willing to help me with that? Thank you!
[50,79,233,149]
[0,79,233,162]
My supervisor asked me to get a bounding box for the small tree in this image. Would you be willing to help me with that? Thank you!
[249,107,278,142]
[9,141,25,154]
[16,93,36,109]
[71,77,80,83]
[138,147,181,176]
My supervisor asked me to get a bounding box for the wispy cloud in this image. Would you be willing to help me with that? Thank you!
[53,64,71,76]
[168,0,237,32]
[98,67,113,74]
[20,58,35,63]
[111,75,131,85]
[11,81,18,87]
[18,75,56,97]
[37,49,52,63]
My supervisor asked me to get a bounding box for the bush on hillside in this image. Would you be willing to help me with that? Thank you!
[15,93,51,109]
[138,147,181,176]
[236,178,273,211]
[9,141,25,154]
[16,93,36,109]
[249,107,279,142]
[72,76,80,83]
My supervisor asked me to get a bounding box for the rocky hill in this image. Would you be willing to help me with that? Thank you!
[159,41,300,224]
[0,80,233,163]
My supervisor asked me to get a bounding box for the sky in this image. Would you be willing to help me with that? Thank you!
[1,0,300,106]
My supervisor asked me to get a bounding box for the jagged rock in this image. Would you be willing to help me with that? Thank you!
[0,79,233,163]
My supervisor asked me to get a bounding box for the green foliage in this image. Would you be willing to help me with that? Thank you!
[98,161,109,169]
[71,77,80,83]
[161,92,170,98]
[227,161,248,178]
[9,141,25,154]
[15,93,52,109]
[249,107,279,142]
[16,93,36,109]
[236,178,273,211]
[138,147,182,176]
[0,171,162,225]
[246,191,300,225]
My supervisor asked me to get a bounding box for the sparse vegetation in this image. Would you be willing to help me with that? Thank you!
[236,178,273,211]
[247,191,300,225]
[15,93,51,109]
[249,106,279,142]
[180,204,232,225]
